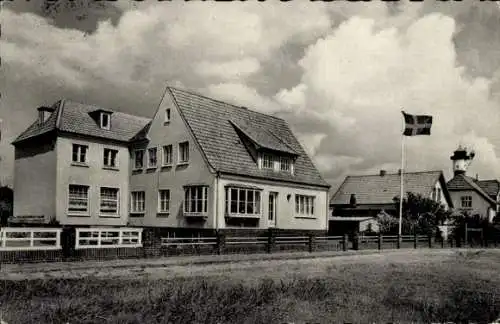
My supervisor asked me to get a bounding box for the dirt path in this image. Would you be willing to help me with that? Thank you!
[3,248,492,282]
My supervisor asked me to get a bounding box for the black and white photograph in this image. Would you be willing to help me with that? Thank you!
[1,0,500,323]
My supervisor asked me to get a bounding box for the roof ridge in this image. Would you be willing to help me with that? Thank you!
[346,170,442,178]
[168,86,285,122]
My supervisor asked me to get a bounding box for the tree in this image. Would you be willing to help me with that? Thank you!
[0,186,13,226]
[393,192,452,235]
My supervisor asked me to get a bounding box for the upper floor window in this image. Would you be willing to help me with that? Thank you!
[184,186,208,214]
[100,112,111,130]
[72,144,88,164]
[162,145,173,166]
[68,184,89,215]
[262,154,274,169]
[130,191,145,214]
[164,109,171,124]
[461,196,472,208]
[295,194,315,217]
[280,157,290,171]
[436,188,441,202]
[179,141,189,164]
[100,187,119,216]
[147,147,158,168]
[103,148,118,168]
[134,149,144,169]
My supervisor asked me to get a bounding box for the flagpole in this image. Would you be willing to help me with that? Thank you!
[399,111,405,237]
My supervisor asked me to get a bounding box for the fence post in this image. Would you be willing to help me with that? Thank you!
[397,234,401,249]
[377,232,382,250]
[441,235,445,248]
[428,233,432,248]
[308,234,314,253]
[343,234,348,251]
[216,232,225,255]
[413,232,417,249]
[267,228,274,254]
[352,233,359,251]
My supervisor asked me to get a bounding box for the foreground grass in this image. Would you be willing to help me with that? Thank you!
[1,250,500,323]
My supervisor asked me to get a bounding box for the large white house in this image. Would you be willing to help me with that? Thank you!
[11,87,330,235]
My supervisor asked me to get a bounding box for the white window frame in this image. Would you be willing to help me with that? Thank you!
[72,144,88,164]
[184,186,208,214]
[295,194,315,217]
[226,187,261,217]
[130,191,145,214]
[147,147,158,168]
[103,148,118,168]
[100,112,111,130]
[178,141,189,164]
[262,153,274,170]
[162,145,173,166]
[280,157,290,172]
[99,187,119,217]
[68,184,90,216]
[461,195,472,208]
[164,108,171,124]
[134,149,144,170]
[158,189,170,215]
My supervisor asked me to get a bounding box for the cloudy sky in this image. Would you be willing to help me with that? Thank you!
[1,1,500,191]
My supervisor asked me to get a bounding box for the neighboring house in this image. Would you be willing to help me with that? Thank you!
[12,102,149,226]
[11,87,330,234]
[329,170,453,234]
[447,146,499,222]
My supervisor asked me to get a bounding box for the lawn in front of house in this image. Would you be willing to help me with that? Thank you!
[1,249,499,323]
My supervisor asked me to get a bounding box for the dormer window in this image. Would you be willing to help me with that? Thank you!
[280,157,290,171]
[100,112,111,130]
[262,154,274,169]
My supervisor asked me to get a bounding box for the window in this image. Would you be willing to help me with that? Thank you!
[226,187,261,216]
[72,144,88,164]
[103,148,118,168]
[461,196,472,208]
[100,112,110,130]
[158,190,170,214]
[164,109,171,123]
[130,191,145,214]
[162,145,173,166]
[295,194,315,217]
[436,188,442,202]
[147,147,158,168]
[262,154,274,169]
[100,187,119,216]
[134,149,144,169]
[280,157,290,171]
[184,186,208,214]
[179,142,189,164]
[68,185,89,215]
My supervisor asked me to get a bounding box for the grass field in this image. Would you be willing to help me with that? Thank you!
[1,249,499,323]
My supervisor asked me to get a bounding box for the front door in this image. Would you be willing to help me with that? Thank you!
[268,192,277,227]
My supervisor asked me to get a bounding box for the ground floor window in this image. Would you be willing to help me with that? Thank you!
[295,194,315,216]
[225,187,261,216]
[68,184,89,215]
[184,186,208,214]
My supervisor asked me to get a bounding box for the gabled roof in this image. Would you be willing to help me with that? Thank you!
[475,179,500,199]
[447,174,497,205]
[330,170,452,206]
[12,99,150,145]
[168,87,329,188]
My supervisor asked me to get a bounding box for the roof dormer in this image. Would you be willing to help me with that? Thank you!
[37,106,55,125]
[89,109,113,130]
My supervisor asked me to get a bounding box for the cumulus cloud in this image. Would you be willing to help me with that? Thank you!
[1,2,499,190]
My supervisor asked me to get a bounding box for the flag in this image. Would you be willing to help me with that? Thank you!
[402,111,432,136]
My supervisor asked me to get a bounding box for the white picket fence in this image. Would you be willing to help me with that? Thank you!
[0,227,62,251]
[75,227,143,249]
